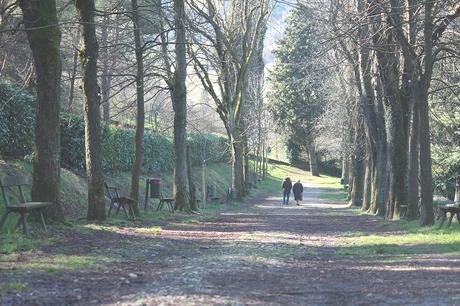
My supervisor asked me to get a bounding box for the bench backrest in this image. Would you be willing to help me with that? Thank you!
[104,183,121,201]
[0,176,30,208]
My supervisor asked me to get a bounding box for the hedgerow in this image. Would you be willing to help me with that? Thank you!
[1,82,229,173]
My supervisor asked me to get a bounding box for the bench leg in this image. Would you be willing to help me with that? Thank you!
[144,182,150,212]
[438,212,447,229]
[108,201,115,217]
[168,201,174,213]
[121,202,129,218]
[39,210,47,232]
[15,214,24,229]
[0,211,9,232]
[21,213,29,236]
[157,200,163,211]
[448,212,454,227]
[116,203,122,215]
[128,204,135,219]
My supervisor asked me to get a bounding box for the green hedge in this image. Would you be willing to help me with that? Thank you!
[61,113,229,173]
[0,81,36,158]
[1,81,230,173]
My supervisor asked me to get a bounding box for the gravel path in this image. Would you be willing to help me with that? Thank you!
[2,183,460,305]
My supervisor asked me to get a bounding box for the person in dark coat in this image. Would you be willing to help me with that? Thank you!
[281,177,292,205]
[293,179,304,206]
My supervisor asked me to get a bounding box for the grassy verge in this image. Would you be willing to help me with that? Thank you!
[336,218,460,257]
[0,160,341,256]
[263,163,346,202]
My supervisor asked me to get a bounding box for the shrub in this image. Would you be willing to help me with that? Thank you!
[60,113,86,171]
[1,81,229,173]
[60,113,228,173]
[0,81,36,158]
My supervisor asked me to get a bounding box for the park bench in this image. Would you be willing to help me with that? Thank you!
[400,204,408,219]
[437,203,460,228]
[186,191,201,207]
[206,185,221,203]
[156,193,174,212]
[0,175,52,235]
[105,183,136,219]
[144,178,174,213]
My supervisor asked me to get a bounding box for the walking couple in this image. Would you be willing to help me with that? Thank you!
[281,177,303,205]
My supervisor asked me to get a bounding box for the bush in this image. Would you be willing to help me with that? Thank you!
[188,133,230,165]
[0,81,36,158]
[60,113,229,173]
[1,81,230,173]
[60,113,86,171]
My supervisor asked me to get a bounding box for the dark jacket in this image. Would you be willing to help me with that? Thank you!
[293,182,304,200]
[282,180,292,193]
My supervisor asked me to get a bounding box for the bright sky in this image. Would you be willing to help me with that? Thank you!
[264,1,293,69]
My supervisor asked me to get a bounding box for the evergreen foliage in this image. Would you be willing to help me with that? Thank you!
[268,8,327,162]
[0,81,36,158]
[0,82,229,173]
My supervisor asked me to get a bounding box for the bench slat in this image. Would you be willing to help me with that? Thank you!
[0,176,30,187]
[8,202,52,209]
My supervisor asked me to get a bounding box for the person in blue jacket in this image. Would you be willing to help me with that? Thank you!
[281,177,292,205]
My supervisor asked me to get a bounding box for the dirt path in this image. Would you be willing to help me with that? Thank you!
[2,183,460,305]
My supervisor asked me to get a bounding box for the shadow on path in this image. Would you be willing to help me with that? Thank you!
[1,182,460,305]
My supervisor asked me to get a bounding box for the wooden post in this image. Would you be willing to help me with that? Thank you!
[144,179,149,211]
[173,168,176,197]
[202,160,207,209]
[455,176,460,203]
[187,145,198,211]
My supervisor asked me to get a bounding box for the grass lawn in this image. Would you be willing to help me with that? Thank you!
[336,219,460,257]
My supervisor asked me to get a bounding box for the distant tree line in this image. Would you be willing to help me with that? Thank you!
[270,1,460,226]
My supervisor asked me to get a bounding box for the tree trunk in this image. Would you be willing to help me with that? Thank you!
[350,158,364,207]
[129,0,144,217]
[350,119,365,207]
[171,0,188,211]
[76,0,105,220]
[362,142,372,211]
[418,86,434,225]
[306,139,319,176]
[100,15,111,123]
[406,79,420,220]
[418,1,435,226]
[19,0,64,221]
[187,145,198,211]
[244,142,250,194]
[233,130,245,201]
[341,156,349,186]
[375,54,408,220]
[368,74,387,216]
[67,49,78,113]
[455,177,460,203]
[262,142,266,179]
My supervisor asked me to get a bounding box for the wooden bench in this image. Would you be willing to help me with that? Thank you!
[0,176,52,235]
[105,183,136,219]
[400,204,408,219]
[437,204,460,228]
[156,193,174,212]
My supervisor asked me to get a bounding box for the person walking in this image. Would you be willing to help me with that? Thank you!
[293,179,304,206]
[281,177,292,205]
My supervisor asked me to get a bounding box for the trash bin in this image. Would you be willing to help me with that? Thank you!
[148,178,162,198]
[207,184,217,198]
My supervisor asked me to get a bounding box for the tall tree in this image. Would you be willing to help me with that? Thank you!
[129,0,145,216]
[75,0,106,220]
[269,8,325,177]
[171,0,189,211]
[189,0,270,200]
[18,0,64,221]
